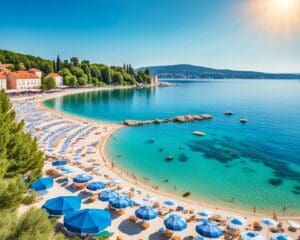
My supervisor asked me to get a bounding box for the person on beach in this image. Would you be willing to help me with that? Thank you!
[253,206,256,215]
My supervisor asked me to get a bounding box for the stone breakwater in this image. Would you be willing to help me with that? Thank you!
[123,114,213,126]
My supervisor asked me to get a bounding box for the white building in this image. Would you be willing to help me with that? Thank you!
[45,73,64,87]
[0,72,7,90]
[6,70,41,90]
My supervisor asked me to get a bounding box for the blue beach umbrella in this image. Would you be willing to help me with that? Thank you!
[64,208,111,234]
[164,199,176,206]
[261,218,278,227]
[98,190,118,202]
[230,215,245,227]
[73,173,93,183]
[52,160,67,166]
[241,231,265,240]
[135,206,158,221]
[87,181,106,191]
[42,196,81,215]
[31,177,53,191]
[271,233,293,240]
[198,210,214,219]
[196,220,223,238]
[109,195,132,209]
[164,214,187,231]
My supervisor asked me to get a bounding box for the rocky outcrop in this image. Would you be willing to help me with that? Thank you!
[192,131,205,136]
[123,114,213,126]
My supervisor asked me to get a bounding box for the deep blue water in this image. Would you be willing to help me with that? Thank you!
[44,80,300,214]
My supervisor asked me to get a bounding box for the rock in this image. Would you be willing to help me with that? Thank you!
[192,131,205,136]
[165,156,174,161]
[240,118,248,123]
[225,111,234,116]
[123,120,143,126]
[201,114,213,119]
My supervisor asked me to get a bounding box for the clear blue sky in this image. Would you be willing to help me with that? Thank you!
[0,0,299,72]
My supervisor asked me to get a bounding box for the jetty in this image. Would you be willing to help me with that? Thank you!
[123,114,213,126]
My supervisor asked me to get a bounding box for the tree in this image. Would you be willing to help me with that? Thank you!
[1,208,65,240]
[70,57,79,67]
[56,55,61,72]
[41,77,56,91]
[144,68,151,76]
[101,66,112,84]
[113,72,124,85]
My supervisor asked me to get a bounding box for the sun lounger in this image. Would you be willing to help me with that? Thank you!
[141,221,150,230]
[129,215,139,223]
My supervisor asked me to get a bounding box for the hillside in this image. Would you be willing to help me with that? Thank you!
[138,64,300,79]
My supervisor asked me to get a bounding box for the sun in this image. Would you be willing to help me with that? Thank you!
[244,0,300,36]
[274,0,296,10]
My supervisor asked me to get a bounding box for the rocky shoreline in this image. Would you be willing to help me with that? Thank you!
[123,113,213,126]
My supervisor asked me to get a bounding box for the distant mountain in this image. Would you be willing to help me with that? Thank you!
[137,64,300,79]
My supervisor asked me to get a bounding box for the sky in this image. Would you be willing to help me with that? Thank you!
[0,0,299,73]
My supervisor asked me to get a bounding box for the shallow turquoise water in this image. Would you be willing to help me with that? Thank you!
[44,80,300,214]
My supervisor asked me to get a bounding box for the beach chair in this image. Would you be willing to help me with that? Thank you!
[141,221,150,230]
[171,236,181,240]
[129,215,138,223]
[164,230,173,238]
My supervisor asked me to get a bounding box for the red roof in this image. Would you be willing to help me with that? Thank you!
[0,72,6,78]
[9,71,39,79]
[28,68,41,72]
[45,73,61,78]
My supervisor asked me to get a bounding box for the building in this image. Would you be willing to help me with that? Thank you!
[0,72,7,89]
[6,70,41,90]
[151,75,158,86]
[45,73,64,87]
[28,68,42,78]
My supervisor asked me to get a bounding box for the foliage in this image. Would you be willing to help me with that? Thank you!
[0,49,153,87]
[0,208,65,240]
[41,77,56,91]
[0,90,44,210]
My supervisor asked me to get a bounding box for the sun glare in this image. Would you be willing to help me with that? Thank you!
[275,0,296,10]
[245,0,300,36]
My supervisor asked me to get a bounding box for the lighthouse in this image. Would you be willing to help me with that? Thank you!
[151,75,158,86]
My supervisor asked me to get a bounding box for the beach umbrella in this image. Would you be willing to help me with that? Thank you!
[196,220,222,238]
[240,231,265,240]
[110,179,122,185]
[109,195,132,209]
[52,160,67,166]
[42,196,81,215]
[135,206,158,221]
[164,214,187,231]
[73,173,93,183]
[164,199,176,206]
[64,208,111,234]
[198,210,214,219]
[261,218,278,227]
[132,198,144,206]
[229,215,245,227]
[98,190,118,202]
[287,220,300,229]
[270,233,293,240]
[87,181,106,191]
[143,195,157,202]
[30,177,53,191]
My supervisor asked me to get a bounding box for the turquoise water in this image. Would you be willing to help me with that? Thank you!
[44,80,300,214]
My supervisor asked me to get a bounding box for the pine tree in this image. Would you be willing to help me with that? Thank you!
[56,55,61,72]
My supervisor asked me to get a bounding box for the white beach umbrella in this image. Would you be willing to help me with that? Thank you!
[287,220,300,229]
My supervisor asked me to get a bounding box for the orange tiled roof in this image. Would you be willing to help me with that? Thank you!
[9,71,39,79]
[45,73,61,78]
[0,72,6,78]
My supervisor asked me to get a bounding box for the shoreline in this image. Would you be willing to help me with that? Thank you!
[11,86,300,220]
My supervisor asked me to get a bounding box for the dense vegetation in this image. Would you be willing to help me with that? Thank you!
[139,64,300,79]
[0,90,64,239]
[0,49,152,88]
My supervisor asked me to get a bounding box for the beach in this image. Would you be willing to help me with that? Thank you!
[11,87,300,240]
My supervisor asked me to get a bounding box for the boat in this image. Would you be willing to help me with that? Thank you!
[224,111,234,116]
[240,118,248,123]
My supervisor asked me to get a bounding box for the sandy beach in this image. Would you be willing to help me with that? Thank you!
[11,87,300,240]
